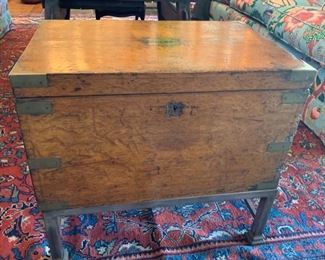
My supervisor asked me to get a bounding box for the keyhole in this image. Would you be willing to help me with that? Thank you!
[166,102,185,117]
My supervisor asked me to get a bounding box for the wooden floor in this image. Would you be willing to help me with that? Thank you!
[8,0,43,16]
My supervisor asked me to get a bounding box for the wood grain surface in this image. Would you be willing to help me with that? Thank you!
[12,20,313,212]
[18,91,302,211]
[10,21,315,97]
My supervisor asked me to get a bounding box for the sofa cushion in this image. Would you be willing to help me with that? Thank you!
[212,0,231,5]
[0,0,11,39]
[286,0,323,8]
[214,0,324,7]
[210,1,251,21]
[217,0,325,26]
[229,0,274,25]
[267,6,325,65]
[210,1,271,38]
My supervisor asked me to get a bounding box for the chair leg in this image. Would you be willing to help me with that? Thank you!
[246,193,276,245]
[44,0,68,19]
[140,9,145,20]
[43,213,63,260]
[64,9,70,20]
[157,2,163,20]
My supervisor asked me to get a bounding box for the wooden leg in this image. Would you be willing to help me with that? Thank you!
[177,0,191,20]
[140,9,145,20]
[157,2,164,20]
[43,213,63,260]
[246,193,276,245]
[44,0,68,19]
[64,9,70,20]
[157,0,190,20]
[244,198,257,217]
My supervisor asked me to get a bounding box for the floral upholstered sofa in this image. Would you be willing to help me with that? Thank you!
[194,0,325,145]
[0,0,11,39]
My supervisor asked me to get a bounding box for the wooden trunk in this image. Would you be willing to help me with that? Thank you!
[10,21,315,213]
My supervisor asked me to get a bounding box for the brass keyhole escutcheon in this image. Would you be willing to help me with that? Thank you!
[166,102,185,117]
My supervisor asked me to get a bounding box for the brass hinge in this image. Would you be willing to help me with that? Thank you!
[10,74,48,88]
[282,90,309,104]
[267,142,291,153]
[28,158,61,170]
[16,100,53,115]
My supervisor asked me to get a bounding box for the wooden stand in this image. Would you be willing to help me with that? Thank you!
[44,190,277,259]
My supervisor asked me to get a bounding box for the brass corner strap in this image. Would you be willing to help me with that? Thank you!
[16,100,53,115]
[267,142,291,153]
[10,74,48,88]
[248,179,279,191]
[28,158,61,170]
[282,90,309,104]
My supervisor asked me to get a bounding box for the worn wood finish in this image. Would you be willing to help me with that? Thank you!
[10,21,314,97]
[18,91,300,211]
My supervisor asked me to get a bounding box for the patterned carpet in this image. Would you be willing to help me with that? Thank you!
[0,20,325,260]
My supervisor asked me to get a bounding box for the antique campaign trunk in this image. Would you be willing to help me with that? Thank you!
[9,20,315,258]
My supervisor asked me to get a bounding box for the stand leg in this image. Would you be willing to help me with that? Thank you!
[43,213,63,260]
[246,193,276,245]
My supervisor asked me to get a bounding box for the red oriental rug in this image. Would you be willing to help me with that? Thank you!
[0,20,325,260]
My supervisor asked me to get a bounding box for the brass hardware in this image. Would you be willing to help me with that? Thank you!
[16,100,53,115]
[282,90,308,104]
[287,70,315,82]
[249,179,279,191]
[166,102,185,117]
[267,142,291,153]
[10,74,48,88]
[28,158,61,170]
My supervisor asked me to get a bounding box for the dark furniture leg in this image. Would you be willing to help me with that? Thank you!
[95,6,145,20]
[157,0,191,20]
[246,193,276,245]
[191,0,211,20]
[59,0,145,20]
[44,0,68,19]
[178,0,191,20]
[43,213,63,260]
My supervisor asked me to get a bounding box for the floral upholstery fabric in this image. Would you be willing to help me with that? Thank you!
[303,68,325,145]
[0,0,11,39]
[266,0,324,7]
[267,6,325,65]
[229,0,275,24]
[212,0,325,25]
[210,1,271,38]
